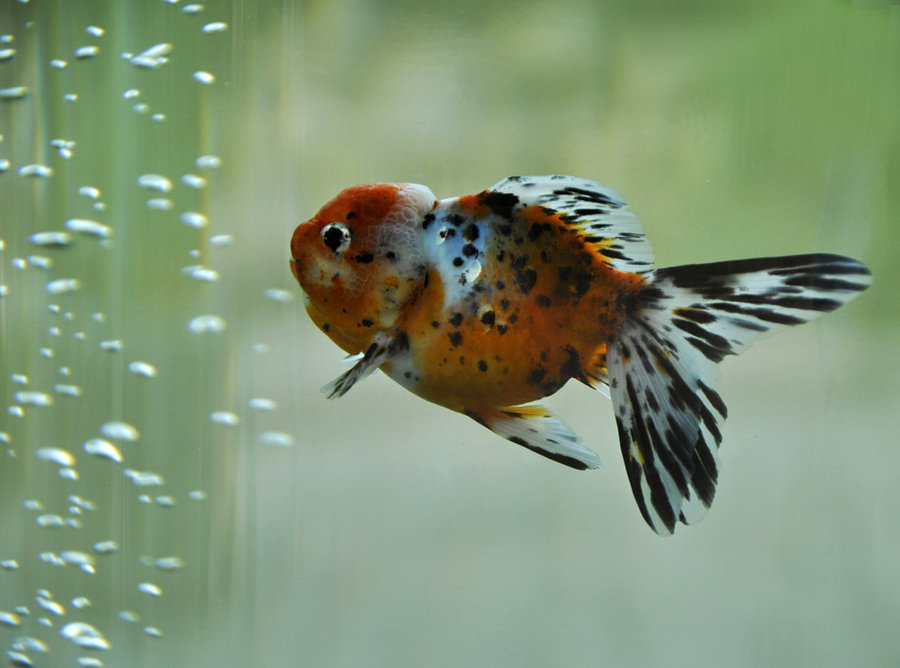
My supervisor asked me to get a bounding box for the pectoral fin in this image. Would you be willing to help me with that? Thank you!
[467,405,602,470]
[322,332,409,399]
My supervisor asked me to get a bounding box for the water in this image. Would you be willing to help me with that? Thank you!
[1,1,897,667]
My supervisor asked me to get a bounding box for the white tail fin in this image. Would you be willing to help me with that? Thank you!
[609,254,871,535]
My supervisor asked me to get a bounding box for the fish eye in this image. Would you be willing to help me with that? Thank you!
[321,222,352,254]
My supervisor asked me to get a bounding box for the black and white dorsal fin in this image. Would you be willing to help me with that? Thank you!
[609,253,872,535]
[489,175,654,274]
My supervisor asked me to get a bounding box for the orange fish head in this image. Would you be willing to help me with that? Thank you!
[290,182,437,352]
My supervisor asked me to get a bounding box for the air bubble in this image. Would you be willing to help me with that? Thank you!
[210,411,239,425]
[144,627,162,638]
[1,560,19,570]
[50,59,67,69]
[137,173,173,193]
[183,265,219,282]
[179,211,208,228]
[15,392,53,407]
[123,469,164,486]
[36,515,65,528]
[180,174,206,188]
[128,361,158,378]
[155,496,176,507]
[259,431,295,447]
[55,384,84,397]
[263,288,294,303]
[155,556,185,570]
[93,541,119,554]
[71,597,91,609]
[66,219,112,238]
[30,231,73,247]
[183,3,205,13]
[122,89,140,99]
[5,650,32,666]
[130,43,172,69]
[46,278,81,295]
[146,198,173,210]
[98,340,123,352]
[209,234,233,246]
[201,22,228,33]
[0,86,28,100]
[74,45,100,59]
[0,611,22,627]
[18,164,53,178]
[78,186,101,198]
[60,622,111,650]
[86,26,105,37]
[0,48,15,61]
[36,597,65,616]
[192,71,215,84]
[188,314,225,333]
[83,439,123,463]
[76,658,103,667]
[100,421,140,441]
[137,582,162,597]
[35,447,76,467]
[195,154,221,169]
[248,397,277,411]
[11,374,28,384]
[60,551,95,568]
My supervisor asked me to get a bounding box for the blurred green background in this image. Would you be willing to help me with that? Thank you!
[1,0,898,666]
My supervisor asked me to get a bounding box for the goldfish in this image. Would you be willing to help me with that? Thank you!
[289,175,871,535]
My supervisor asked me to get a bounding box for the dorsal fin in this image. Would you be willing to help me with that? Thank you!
[488,175,654,274]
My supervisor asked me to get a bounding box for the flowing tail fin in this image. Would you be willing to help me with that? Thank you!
[608,253,871,535]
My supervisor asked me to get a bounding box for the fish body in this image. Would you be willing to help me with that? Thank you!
[290,175,871,534]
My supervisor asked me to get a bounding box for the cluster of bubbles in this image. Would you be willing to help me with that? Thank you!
[1,2,298,665]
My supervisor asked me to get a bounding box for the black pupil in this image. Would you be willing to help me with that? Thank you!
[323,225,347,252]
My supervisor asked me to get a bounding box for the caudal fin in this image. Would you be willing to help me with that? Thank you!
[608,253,871,535]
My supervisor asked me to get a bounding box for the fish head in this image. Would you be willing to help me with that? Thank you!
[290,182,436,351]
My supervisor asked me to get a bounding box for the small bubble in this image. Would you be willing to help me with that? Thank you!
[195,154,221,169]
[83,439,123,463]
[78,186,101,198]
[66,219,112,238]
[60,622,111,650]
[132,103,149,114]
[54,384,83,397]
[192,71,215,84]
[100,421,140,441]
[0,48,15,61]
[0,611,22,627]
[15,391,53,407]
[0,560,19,570]
[76,657,104,667]
[64,93,79,102]
[59,468,79,480]
[5,650,32,667]
[151,113,166,122]
[128,361,158,378]
[122,89,140,99]
[9,406,25,417]
[23,499,42,511]
[93,541,119,554]
[0,86,29,100]
[143,627,163,638]
[137,173,173,193]
[46,278,81,295]
[36,514,65,528]
[11,374,28,384]
[35,447,76,467]
[155,496,176,507]
[39,348,55,359]
[118,610,139,623]
[180,174,206,188]
[188,490,207,500]
[155,556,185,570]
[68,495,96,511]
[263,288,294,303]
[74,45,100,59]
[27,255,53,269]
[36,597,65,616]
[188,314,225,334]
[146,198,173,210]
[30,231,73,247]
[183,265,219,282]
[130,43,172,69]
[258,431,295,447]
[210,411,239,426]
[123,469,164,486]
[248,397,277,411]
[179,211,208,228]
[60,551,95,568]
[11,637,48,654]
[182,3,205,13]
[209,234,233,246]
[137,582,162,597]
[50,58,67,68]
[99,340,123,352]
[0,285,8,297]
[18,164,53,178]
[86,26,105,37]
[201,22,228,33]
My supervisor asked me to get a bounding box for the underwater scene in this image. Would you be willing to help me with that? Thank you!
[1,0,898,666]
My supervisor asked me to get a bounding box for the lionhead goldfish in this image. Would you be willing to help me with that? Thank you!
[289,175,871,535]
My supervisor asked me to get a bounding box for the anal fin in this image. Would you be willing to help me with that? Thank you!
[468,405,602,470]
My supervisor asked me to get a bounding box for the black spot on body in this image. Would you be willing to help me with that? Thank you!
[462,244,478,257]
[355,252,374,264]
[386,251,398,262]
[449,312,463,327]
[448,331,463,347]
[478,360,488,372]
[479,309,495,326]
[536,295,552,308]
[497,324,508,335]
[452,257,464,267]
[422,213,435,230]
[346,211,357,220]
[462,223,480,242]
[448,213,465,227]
[431,320,440,328]
[480,191,520,220]
[500,299,510,311]
[528,367,547,384]
[322,323,330,332]
[360,319,374,327]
